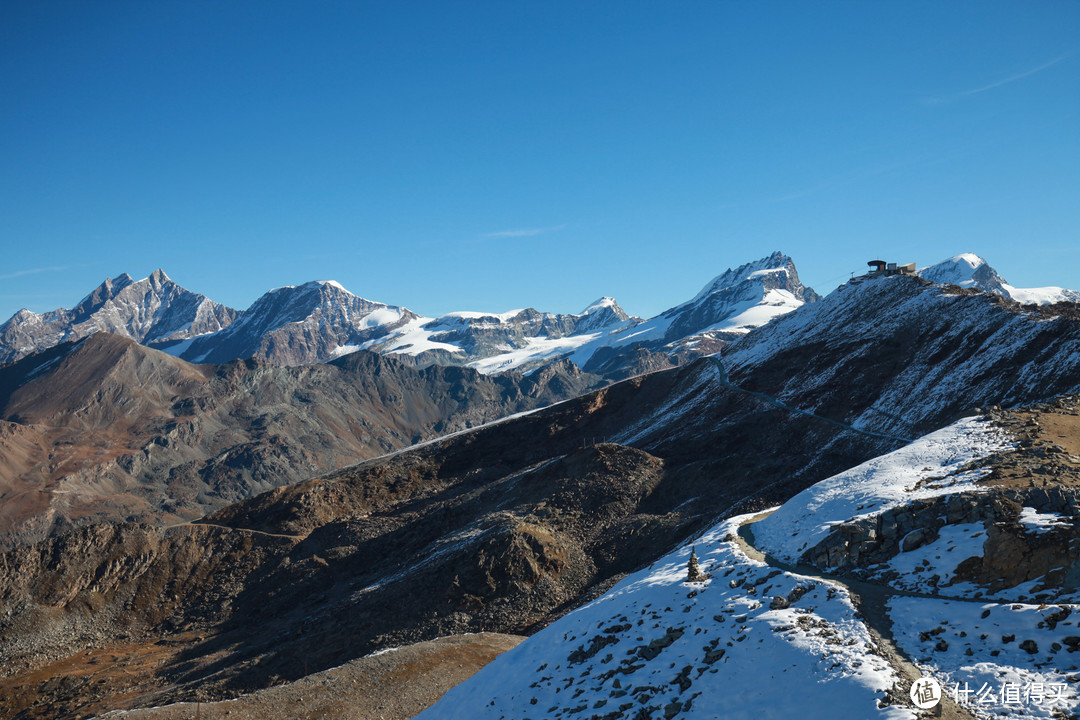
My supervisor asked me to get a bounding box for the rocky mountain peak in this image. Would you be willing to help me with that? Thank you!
[70,272,136,321]
[652,251,820,345]
[579,297,627,319]
[687,251,819,307]
[146,268,171,289]
[0,271,237,365]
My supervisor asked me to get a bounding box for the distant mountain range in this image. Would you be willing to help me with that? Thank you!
[4,252,1074,379]
[0,252,821,377]
[0,269,235,364]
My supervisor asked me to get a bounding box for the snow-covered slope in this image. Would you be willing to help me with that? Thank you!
[918,253,1080,305]
[752,417,1014,564]
[750,414,1080,720]
[418,511,912,720]
[361,297,638,374]
[570,251,819,366]
[423,414,1080,720]
[0,270,236,364]
[721,272,1080,439]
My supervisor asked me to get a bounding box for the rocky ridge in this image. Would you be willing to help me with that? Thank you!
[0,270,236,365]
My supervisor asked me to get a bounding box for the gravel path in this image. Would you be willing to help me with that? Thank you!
[737,511,976,719]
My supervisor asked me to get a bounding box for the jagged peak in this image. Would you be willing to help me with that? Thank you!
[144,268,172,287]
[688,251,797,305]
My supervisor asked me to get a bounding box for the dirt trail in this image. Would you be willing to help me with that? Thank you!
[736,510,977,720]
[164,521,306,541]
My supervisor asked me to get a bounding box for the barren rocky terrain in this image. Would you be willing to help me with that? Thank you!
[95,633,525,720]
[0,333,601,547]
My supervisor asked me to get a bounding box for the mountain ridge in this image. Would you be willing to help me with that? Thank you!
[0,252,820,378]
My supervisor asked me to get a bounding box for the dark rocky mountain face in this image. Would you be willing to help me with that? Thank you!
[163,281,421,365]
[0,333,603,549]
[0,270,236,365]
[5,275,1080,718]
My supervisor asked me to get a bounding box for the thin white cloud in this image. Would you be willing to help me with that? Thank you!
[923,50,1075,104]
[482,224,566,239]
[961,51,1073,96]
[0,265,69,281]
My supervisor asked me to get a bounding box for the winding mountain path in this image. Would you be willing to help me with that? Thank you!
[736,510,976,719]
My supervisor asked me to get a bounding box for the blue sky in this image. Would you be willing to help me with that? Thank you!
[2,1,1078,321]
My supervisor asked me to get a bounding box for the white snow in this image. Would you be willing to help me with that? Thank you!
[362,317,465,356]
[888,598,1080,719]
[328,344,362,359]
[358,306,406,328]
[874,523,988,595]
[1006,286,1078,305]
[752,417,1014,564]
[918,254,1080,305]
[317,279,348,292]
[1019,507,1071,534]
[467,332,603,374]
[417,512,911,720]
[438,309,526,322]
[697,288,802,335]
[579,296,618,315]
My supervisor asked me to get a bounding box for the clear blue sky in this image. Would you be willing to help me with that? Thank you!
[2,1,1078,321]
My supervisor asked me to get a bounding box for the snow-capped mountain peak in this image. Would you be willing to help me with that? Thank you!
[170,279,419,365]
[917,253,1010,296]
[918,253,1080,305]
[579,296,622,316]
[686,250,799,306]
[660,250,820,340]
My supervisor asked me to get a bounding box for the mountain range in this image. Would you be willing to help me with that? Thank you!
[3,251,1070,380]
[1,252,820,377]
[2,251,1080,719]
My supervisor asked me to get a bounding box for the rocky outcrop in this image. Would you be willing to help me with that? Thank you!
[802,400,1080,600]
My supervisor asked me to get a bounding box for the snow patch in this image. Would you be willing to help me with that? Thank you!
[752,417,1014,564]
[1019,507,1071,534]
[889,598,1080,719]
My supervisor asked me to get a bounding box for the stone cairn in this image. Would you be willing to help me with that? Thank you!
[686,546,707,583]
